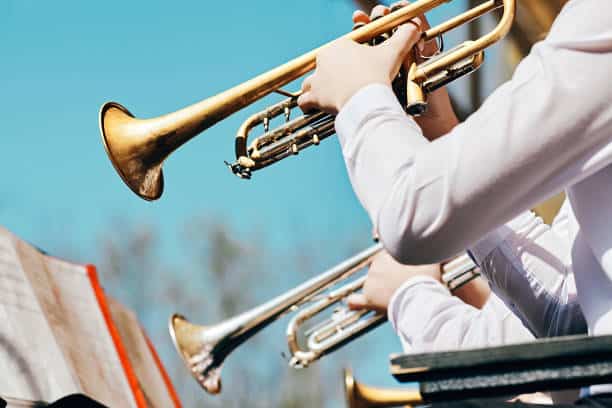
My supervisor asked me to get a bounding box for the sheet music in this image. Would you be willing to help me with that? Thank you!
[16,240,136,408]
[108,297,179,408]
[0,228,76,401]
[0,227,136,407]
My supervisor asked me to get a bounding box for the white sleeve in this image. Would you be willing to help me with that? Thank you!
[469,206,587,338]
[389,202,586,352]
[387,275,582,403]
[388,277,534,353]
[334,1,612,265]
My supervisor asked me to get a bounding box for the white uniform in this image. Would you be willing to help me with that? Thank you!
[336,0,609,342]
[335,0,610,395]
[389,207,584,403]
[389,204,586,352]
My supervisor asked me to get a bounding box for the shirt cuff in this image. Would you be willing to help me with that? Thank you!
[469,211,537,264]
[387,276,446,333]
[335,83,406,149]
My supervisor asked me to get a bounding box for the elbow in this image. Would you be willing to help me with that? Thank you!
[378,207,461,265]
[374,162,464,265]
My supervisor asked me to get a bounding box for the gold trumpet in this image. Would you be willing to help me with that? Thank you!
[100,0,515,200]
[344,368,422,408]
[169,244,476,395]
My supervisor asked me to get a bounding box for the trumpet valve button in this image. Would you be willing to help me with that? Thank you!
[284,107,291,121]
[407,101,428,117]
[291,143,299,155]
[312,134,320,145]
[263,117,270,132]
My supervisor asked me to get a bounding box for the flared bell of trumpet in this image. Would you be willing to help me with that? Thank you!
[100,92,231,200]
[344,368,422,408]
[169,314,226,394]
[100,102,165,201]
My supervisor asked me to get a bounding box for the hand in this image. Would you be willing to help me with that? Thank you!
[353,2,459,140]
[347,251,441,313]
[297,23,422,115]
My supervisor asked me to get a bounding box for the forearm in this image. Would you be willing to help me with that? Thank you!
[389,278,534,353]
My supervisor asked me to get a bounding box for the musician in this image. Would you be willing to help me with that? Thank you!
[351,198,583,405]
[299,0,612,405]
[348,254,534,350]
[350,250,580,404]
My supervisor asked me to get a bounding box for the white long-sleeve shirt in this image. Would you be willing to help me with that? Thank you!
[388,206,585,403]
[388,205,586,352]
[471,205,587,338]
[389,278,536,351]
[335,0,612,342]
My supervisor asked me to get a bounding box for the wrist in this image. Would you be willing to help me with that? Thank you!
[387,275,446,333]
[416,88,459,140]
[451,276,490,309]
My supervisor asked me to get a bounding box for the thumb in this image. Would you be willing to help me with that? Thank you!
[379,23,421,76]
[347,293,370,310]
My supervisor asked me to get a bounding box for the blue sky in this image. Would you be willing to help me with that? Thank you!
[1,0,509,405]
[1,0,381,257]
[0,0,485,259]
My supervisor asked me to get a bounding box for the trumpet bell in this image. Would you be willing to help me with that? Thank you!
[169,314,199,365]
[99,102,164,201]
[169,314,224,394]
[344,367,423,408]
[344,368,359,408]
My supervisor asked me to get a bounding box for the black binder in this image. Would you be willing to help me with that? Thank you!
[390,334,612,401]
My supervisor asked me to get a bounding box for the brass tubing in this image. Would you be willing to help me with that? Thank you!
[423,0,501,40]
[414,0,514,82]
[286,275,386,368]
[233,0,513,174]
[287,253,477,369]
[234,0,453,149]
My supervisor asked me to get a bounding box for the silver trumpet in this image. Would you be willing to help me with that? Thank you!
[169,244,476,394]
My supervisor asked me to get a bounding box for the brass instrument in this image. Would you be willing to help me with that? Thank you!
[286,253,476,368]
[100,0,515,200]
[344,368,422,408]
[170,243,384,394]
[169,244,476,394]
